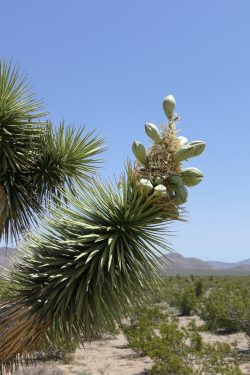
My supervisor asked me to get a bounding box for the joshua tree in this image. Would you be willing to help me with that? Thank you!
[0,62,205,373]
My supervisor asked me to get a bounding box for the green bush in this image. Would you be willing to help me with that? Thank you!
[174,287,197,316]
[160,278,198,316]
[198,277,250,335]
[122,305,165,355]
[194,278,204,297]
[122,306,242,375]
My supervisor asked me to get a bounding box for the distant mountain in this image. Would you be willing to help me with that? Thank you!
[205,261,237,269]
[162,253,250,276]
[238,258,250,265]
[206,259,250,269]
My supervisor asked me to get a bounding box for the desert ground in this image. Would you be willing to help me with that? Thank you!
[16,333,152,375]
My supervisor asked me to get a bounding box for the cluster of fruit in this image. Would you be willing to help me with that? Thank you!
[132,95,205,206]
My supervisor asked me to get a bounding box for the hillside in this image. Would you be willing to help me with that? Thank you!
[162,252,250,276]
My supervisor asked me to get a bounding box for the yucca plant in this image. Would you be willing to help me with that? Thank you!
[0,61,205,374]
[0,172,174,373]
[31,121,105,204]
[0,61,104,241]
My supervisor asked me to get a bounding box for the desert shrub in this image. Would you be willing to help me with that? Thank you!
[122,305,165,355]
[226,290,250,344]
[162,279,198,316]
[122,308,242,375]
[194,278,204,297]
[159,276,215,316]
[198,277,250,335]
[174,287,197,316]
[198,288,239,332]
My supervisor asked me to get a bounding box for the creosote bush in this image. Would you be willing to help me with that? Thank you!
[122,304,242,375]
[158,277,202,316]
[198,277,250,336]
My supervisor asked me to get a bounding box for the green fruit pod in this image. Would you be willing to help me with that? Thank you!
[180,167,203,187]
[163,95,176,119]
[188,140,206,157]
[132,141,147,165]
[172,185,188,205]
[173,141,205,162]
[138,179,154,193]
[169,175,183,186]
[180,167,203,179]
[173,144,194,162]
[182,176,203,187]
[145,123,162,144]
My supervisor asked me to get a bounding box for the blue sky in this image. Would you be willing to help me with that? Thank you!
[1,0,249,261]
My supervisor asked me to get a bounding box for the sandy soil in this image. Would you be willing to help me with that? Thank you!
[57,333,152,375]
[16,334,153,375]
